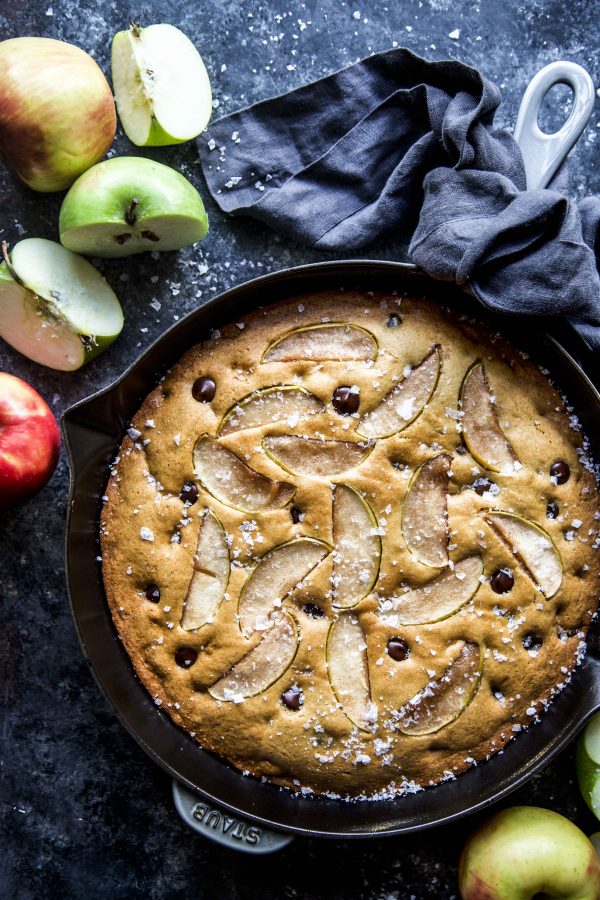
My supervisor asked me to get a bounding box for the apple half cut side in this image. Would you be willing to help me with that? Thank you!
[263,435,372,476]
[396,641,483,736]
[485,511,563,598]
[59,157,208,258]
[180,509,230,631]
[460,362,517,473]
[111,23,212,147]
[217,385,324,437]
[208,613,298,702]
[0,238,123,371]
[193,436,295,512]
[331,484,381,609]
[326,613,372,729]
[238,537,330,637]
[357,346,440,440]
[261,323,378,363]
[402,453,451,568]
[380,556,483,626]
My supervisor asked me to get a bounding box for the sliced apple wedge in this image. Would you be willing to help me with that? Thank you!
[460,362,517,472]
[380,556,483,626]
[193,436,294,512]
[396,641,483,736]
[486,512,563,598]
[332,484,381,609]
[357,346,440,439]
[181,509,229,631]
[208,613,298,702]
[238,538,330,637]
[261,323,378,363]
[326,613,371,728]
[263,435,372,476]
[218,385,323,437]
[402,454,451,568]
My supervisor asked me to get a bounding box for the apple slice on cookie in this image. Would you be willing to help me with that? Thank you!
[327,613,372,728]
[193,436,295,512]
[486,512,563,598]
[111,23,212,146]
[402,454,451,567]
[181,509,230,631]
[357,346,440,439]
[331,484,381,609]
[263,435,372,476]
[209,613,298,702]
[59,158,208,258]
[0,238,123,371]
[218,386,324,436]
[397,641,483,735]
[380,556,483,626]
[262,323,378,363]
[238,538,330,637]
[461,362,517,472]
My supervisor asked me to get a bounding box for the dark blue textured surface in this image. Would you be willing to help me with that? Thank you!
[1,2,600,897]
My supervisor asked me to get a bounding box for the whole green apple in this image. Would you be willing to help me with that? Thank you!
[0,37,116,192]
[459,806,600,900]
[59,156,208,257]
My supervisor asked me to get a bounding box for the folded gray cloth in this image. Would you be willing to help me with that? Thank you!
[198,48,600,350]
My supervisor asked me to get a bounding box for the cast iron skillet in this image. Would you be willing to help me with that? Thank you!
[63,258,600,848]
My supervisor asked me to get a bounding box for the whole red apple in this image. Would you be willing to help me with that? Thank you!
[0,37,116,192]
[0,372,60,509]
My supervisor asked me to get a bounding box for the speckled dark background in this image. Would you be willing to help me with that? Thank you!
[2,1,600,898]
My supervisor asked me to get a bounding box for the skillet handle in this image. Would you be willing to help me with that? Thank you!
[171,781,294,853]
[513,60,595,190]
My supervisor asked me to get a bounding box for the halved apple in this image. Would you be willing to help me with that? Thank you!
[396,641,483,735]
[193,436,294,512]
[208,613,298,702]
[326,613,371,728]
[460,362,517,473]
[181,509,229,631]
[218,385,323,437]
[263,435,372,476]
[357,346,440,439]
[332,484,381,609]
[402,454,451,568]
[261,323,378,363]
[486,512,563,598]
[380,556,483,626]
[238,538,330,637]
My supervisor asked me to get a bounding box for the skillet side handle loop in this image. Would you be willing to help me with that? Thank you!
[171,781,294,853]
[513,61,595,190]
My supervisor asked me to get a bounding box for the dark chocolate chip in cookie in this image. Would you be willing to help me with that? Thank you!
[175,646,198,668]
[490,568,514,594]
[192,376,216,403]
[472,477,494,496]
[290,506,303,524]
[546,500,559,520]
[145,583,161,603]
[522,633,543,654]
[386,313,402,328]
[550,460,570,484]
[302,602,325,619]
[332,385,360,415]
[282,686,304,710]
[180,481,198,505]
[387,637,410,661]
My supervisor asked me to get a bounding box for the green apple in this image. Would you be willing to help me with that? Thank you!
[58,157,208,258]
[111,23,212,147]
[0,238,123,371]
[459,806,600,900]
[577,712,600,821]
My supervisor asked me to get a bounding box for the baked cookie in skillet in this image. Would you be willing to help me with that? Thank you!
[100,290,600,798]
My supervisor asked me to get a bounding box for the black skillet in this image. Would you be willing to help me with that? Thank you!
[63,65,600,852]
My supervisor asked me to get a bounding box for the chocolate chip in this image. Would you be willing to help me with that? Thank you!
[386,313,402,328]
[290,506,302,524]
[490,568,514,594]
[522,633,543,654]
[144,583,160,603]
[180,481,198,505]
[332,385,360,415]
[472,477,494,496]
[302,603,325,619]
[282,686,303,710]
[175,646,198,668]
[192,376,216,403]
[546,500,559,520]
[387,637,410,661]
[550,460,570,484]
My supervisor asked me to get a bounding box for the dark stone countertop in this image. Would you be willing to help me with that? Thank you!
[2,1,600,897]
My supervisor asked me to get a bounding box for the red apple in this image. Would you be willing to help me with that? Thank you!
[0,37,116,192]
[0,372,60,509]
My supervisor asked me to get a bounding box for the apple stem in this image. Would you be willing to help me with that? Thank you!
[125,197,140,227]
[130,20,142,38]
[0,241,24,287]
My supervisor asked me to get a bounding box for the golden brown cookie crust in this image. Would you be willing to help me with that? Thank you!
[100,291,600,798]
